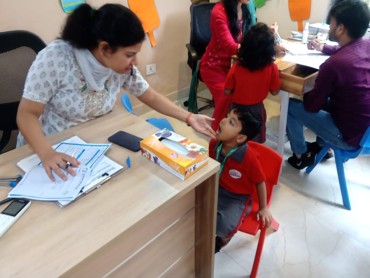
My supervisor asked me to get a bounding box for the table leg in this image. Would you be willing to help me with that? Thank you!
[277,90,289,156]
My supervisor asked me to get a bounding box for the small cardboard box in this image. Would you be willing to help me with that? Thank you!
[140,129,209,180]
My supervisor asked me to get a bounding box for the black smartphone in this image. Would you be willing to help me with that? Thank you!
[108,131,143,152]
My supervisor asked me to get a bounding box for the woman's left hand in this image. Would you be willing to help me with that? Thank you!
[188,113,216,139]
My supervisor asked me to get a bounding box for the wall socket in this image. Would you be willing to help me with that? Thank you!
[145,64,156,75]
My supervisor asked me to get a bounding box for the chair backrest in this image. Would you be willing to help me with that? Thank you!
[359,126,370,155]
[248,142,282,208]
[189,3,215,59]
[187,3,215,69]
[239,142,282,236]
[0,30,46,153]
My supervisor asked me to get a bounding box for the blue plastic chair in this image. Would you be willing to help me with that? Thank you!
[306,126,370,210]
[121,93,174,131]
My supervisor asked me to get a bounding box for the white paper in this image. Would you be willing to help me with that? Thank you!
[15,136,125,205]
[8,166,91,201]
[282,53,330,70]
[17,136,110,172]
[280,39,320,55]
[58,156,124,206]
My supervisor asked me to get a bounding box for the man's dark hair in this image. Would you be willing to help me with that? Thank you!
[328,0,370,39]
[231,103,262,142]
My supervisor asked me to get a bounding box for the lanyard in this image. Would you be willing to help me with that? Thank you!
[216,144,238,175]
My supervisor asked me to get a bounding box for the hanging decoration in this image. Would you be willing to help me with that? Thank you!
[60,0,86,14]
[288,0,311,32]
[255,0,267,9]
[128,0,160,47]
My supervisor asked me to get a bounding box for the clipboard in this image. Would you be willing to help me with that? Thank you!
[57,156,125,207]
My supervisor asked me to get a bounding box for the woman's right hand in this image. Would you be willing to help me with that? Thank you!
[40,150,80,181]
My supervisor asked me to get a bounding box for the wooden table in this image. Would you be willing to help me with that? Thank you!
[0,104,219,277]
[274,58,319,155]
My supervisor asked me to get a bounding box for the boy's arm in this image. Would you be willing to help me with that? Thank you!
[256,181,272,228]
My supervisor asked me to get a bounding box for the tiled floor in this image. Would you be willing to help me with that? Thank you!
[142,93,370,278]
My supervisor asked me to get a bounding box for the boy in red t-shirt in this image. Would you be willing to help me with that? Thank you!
[225,22,281,143]
[210,104,272,253]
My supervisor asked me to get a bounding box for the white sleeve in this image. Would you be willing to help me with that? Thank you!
[122,66,149,97]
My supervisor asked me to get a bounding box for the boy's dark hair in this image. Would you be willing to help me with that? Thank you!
[231,103,262,142]
[222,0,251,41]
[238,22,276,71]
[61,4,145,51]
[328,0,370,39]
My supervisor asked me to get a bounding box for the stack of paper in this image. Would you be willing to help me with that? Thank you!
[280,39,320,55]
[280,39,330,69]
[9,166,92,201]
[10,136,125,206]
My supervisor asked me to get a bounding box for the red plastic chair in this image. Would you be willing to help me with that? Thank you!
[238,141,282,278]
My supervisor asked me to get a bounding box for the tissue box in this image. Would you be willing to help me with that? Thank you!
[140,129,209,180]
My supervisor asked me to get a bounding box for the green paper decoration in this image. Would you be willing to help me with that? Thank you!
[255,0,267,8]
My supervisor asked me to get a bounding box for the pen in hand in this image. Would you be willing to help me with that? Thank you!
[64,162,72,170]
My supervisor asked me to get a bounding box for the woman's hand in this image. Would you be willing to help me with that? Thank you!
[257,207,272,228]
[40,150,80,181]
[187,113,216,139]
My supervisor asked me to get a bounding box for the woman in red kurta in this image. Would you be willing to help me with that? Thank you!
[200,0,254,131]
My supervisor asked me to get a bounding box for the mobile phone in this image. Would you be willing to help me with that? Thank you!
[0,199,31,237]
[108,131,143,152]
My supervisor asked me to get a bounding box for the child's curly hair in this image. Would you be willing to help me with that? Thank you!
[238,22,276,71]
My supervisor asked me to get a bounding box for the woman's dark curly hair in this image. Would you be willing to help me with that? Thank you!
[238,22,276,71]
[61,3,145,51]
[222,0,251,41]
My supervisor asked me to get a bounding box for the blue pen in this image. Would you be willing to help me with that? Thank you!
[0,175,22,187]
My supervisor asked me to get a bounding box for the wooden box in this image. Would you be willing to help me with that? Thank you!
[279,64,318,95]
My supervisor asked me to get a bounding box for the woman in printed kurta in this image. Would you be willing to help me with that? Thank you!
[17,3,215,182]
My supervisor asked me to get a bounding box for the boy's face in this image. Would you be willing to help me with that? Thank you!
[216,109,245,143]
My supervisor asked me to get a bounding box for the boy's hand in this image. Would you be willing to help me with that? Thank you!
[257,208,272,228]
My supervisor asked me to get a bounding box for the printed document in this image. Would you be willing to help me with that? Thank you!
[8,166,91,201]
[12,136,124,203]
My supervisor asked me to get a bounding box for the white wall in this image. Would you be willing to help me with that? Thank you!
[257,0,331,38]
